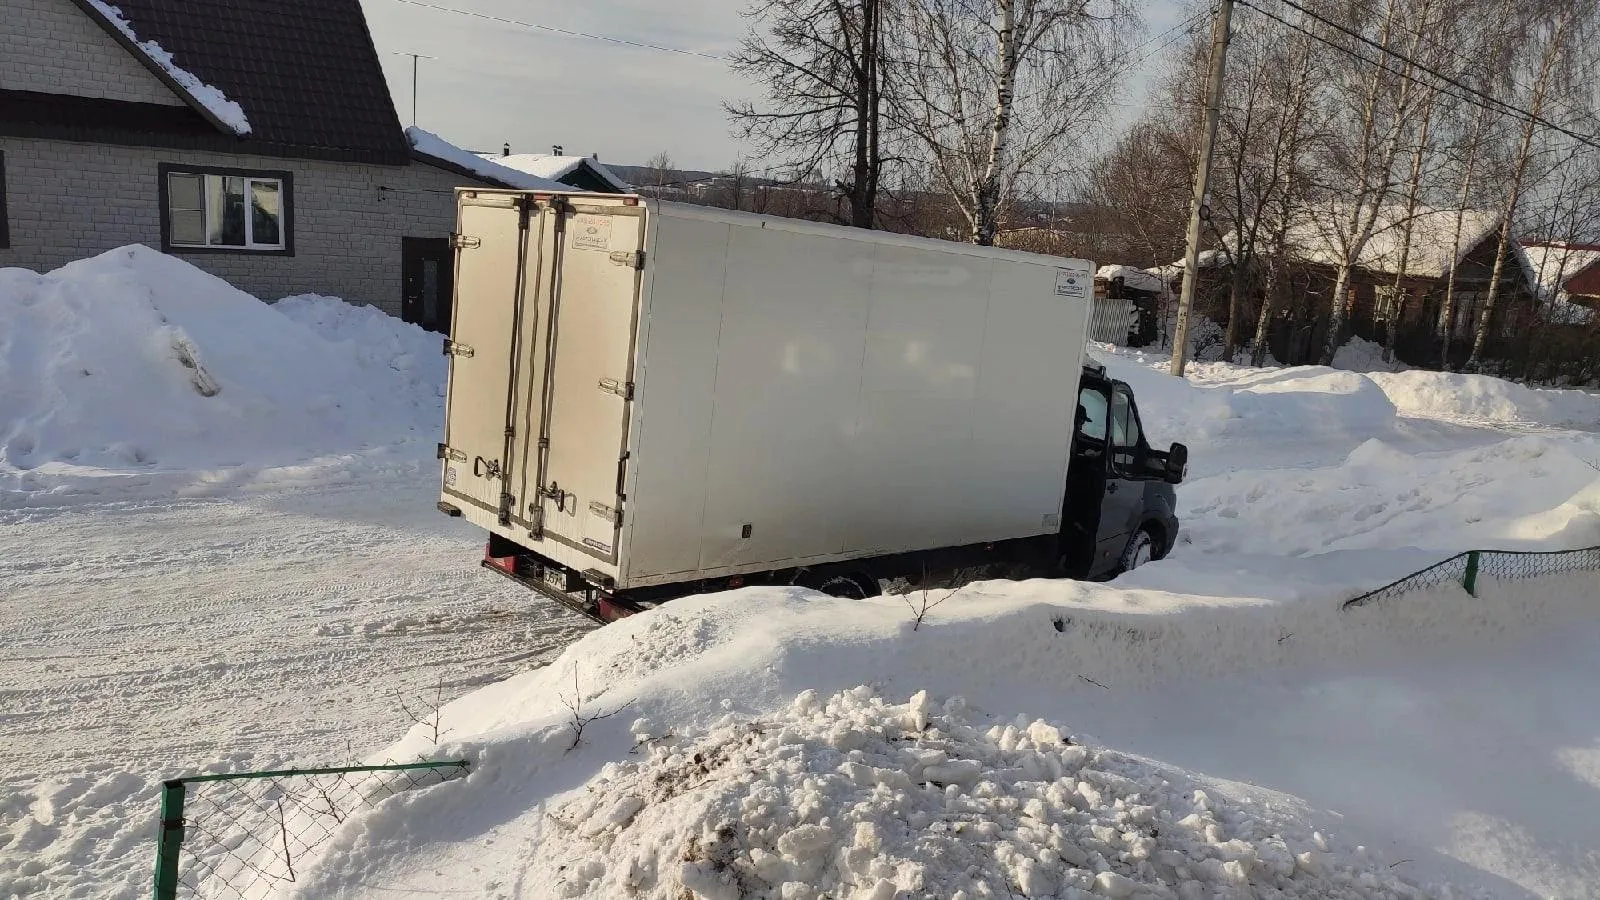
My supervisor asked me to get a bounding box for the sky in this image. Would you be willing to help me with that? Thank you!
[360,0,1192,172]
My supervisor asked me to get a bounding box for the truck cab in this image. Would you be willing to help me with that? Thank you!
[1062,364,1185,579]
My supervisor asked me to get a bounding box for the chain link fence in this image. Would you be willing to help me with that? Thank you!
[1343,545,1600,609]
[153,760,469,900]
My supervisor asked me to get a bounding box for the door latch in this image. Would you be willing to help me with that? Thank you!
[598,378,634,400]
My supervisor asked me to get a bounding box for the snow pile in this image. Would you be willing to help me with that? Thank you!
[407,128,569,191]
[537,688,1444,900]
[0,246,440,483]
[1366,371,1600,428]
[1331,336,1408,373]
[87,1,250,135]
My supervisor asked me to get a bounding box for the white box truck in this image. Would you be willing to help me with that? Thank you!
[436,191,1186,622]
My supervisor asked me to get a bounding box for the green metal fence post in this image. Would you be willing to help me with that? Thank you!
[1463,551,1481,597]
[152,779,187,900]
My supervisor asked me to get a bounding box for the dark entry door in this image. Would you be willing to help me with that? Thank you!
[401,237,453,333]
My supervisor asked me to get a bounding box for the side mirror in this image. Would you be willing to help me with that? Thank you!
[1164,442,1188,484]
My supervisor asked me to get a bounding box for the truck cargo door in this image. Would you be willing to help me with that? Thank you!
[531,202,645,561]
[439,194,536,522]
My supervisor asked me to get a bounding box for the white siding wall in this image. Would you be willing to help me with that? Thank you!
[0,137,486,314]
[0,0,185,106]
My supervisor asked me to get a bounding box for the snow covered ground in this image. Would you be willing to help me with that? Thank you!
[3,251,1600,898]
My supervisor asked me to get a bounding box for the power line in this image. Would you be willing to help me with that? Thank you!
[1239,0,1600,152]
[1341,0,1600,136]
[383,0,728,62]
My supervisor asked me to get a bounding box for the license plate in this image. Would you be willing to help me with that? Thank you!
[543,566,571,591]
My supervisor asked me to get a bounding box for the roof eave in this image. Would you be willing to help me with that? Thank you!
[410,148,515,189]
[67,0,237,139]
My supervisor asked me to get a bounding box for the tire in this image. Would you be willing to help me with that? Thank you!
[1119,528,1157,573]
[810,572,880,600]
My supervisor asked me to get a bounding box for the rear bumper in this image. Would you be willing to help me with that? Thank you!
[480,554,639,624]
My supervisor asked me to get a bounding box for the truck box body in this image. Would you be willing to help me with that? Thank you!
[439,191,1094,591]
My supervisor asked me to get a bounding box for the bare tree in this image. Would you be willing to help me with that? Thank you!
[1249,26,1321,366]
[895,0,1136,245]
[728,0,890,228]
[1313,0,1437,365]
[1466,7,1579,371]
[645,150,675,188]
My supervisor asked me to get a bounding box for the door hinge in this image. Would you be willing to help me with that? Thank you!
[588,501,622,526]
[497,492,515,525]
[598,377,634,400]
[436,443,468,462]
[449,233,481,250]
[443,339,475,358]
[608,250,645,269]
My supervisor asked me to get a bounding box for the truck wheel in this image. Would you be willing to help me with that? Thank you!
[812,573,880,600]
[1119,528,1157,573]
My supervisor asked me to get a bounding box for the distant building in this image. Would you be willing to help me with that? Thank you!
[489,149,631,194]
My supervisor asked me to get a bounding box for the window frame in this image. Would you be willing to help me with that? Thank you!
[0,148,10,250]
[1109,384,1147,473]
[158,163,293,256]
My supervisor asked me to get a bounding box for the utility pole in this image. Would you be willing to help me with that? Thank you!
[1169,0,1235,377]
[392,52,435,127]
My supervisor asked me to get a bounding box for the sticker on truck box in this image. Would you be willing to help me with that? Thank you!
[1055,268,1088,299]
[572,214,613,252]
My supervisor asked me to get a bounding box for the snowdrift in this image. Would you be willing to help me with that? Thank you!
[1367,370,1600,428]
[255,570,1600,899]
[0,247,441,486]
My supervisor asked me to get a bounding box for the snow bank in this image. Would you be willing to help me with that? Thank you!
[1095,349,1398,450]
[87,1,250,135]
[1181,434,1600,558]
[1367,371,1600,428]
[0,246,440,487]
[266,569,1600,898]
[407,128,569,191]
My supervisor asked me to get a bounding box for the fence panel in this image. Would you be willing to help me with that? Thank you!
[152,760,469,900]
[1343,545,1600,609]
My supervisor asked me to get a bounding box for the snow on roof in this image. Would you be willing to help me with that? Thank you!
[490,154,633,192]
[1522,242,1600,298]
[1166,205,1503,280]
[1095,264,1166,294]
[406,128,569,191]
[1286,204,1502,279]
[87,0,251,135]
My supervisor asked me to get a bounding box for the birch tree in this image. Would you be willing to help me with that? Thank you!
[895,0,1136,245]
[1313,0,1437,365]
[728,0,891,228]
[1466,7,1579,371]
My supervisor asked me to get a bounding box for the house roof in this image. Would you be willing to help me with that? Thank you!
[408,129,569,191]
[69,0,411,164]
[490,154,633,192]
[1522,242,1600,299]
[1172,205,1505,280]
[1095,264,1166,294]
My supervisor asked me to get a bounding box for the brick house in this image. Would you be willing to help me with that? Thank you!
[0,0,560,333]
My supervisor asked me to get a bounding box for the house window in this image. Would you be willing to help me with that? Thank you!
[0,149,9,249]
[159,164,292,254]
[1374,285,1400,321]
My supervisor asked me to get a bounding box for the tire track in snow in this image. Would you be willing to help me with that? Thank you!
[0,473,593,900]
